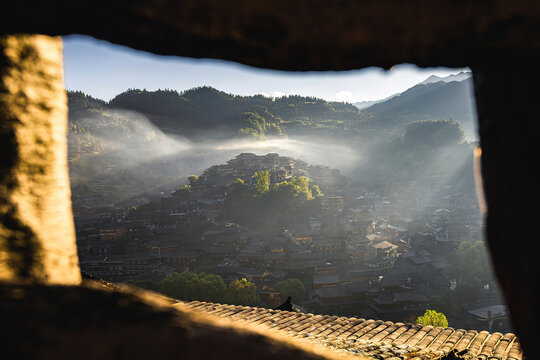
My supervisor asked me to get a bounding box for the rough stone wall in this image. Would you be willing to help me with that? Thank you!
[1,3,540,359]
[0,281,362,360]
[2,1,540,70]
[0,34,80,285]
[473,69,540,360]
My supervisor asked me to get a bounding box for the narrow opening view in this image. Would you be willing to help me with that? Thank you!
[65,35,510,334]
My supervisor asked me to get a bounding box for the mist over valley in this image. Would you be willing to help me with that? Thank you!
[68,73,477,206]
[70,72,508,331]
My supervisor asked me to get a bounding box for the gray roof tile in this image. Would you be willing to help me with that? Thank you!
[180,301,524,360]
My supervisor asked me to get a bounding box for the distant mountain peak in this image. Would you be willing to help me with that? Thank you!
[420,71,471,85]
[364,73,477,140]
[353,93,400,110]
[423,74,443,83]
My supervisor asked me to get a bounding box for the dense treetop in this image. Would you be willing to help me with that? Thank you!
[403,119,467,147]
[71,86,371,139]
[223,175,322,229]
[130,271,259,306]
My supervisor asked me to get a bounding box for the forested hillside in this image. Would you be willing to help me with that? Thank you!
[365,79,477,139]
[67,86,476,207]
[349,119,475,193]
[107,86,373,139]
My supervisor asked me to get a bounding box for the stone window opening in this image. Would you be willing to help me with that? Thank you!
[1,4,540,359]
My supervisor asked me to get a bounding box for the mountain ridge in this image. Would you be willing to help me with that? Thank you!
[70,86,374,141]
[419,71,471,85]
[364,77,477,139]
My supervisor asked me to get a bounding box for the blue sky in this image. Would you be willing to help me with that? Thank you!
[63,35,469,103]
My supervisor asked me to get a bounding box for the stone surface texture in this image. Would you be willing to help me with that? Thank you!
[2,1,540,70]
[0,34,80,285]
[1,2,540,359]
[0,281,361,360]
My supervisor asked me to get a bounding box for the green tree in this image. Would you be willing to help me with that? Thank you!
[452,241,491,284]
[289,176,313,200]
[222,175,319,229]
[127,279,160,292]
[429,294,460,319]
[449,241,493,303]
[310,184,323,197]
[275,278,307,302]
[180,184,191,192]
[404,119,466,147]
[271,176,312,200]
[188,175,199,185]
[454,276,484,304]
[238,112,267,139]
[416,309,449,327]
[253,170,270,195]
[173,184,191,198]
[159,271,227,302]
[223,178,250,221]
[229,178,248,198]
[225,278,258,306]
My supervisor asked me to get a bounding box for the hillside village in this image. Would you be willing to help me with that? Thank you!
[74,152,508,333]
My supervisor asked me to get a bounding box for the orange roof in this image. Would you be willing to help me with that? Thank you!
[183,301,523,360]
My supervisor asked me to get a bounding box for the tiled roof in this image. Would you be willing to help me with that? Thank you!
[182,301,524,360]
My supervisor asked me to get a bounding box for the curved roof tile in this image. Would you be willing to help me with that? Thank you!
[182,301,523,360]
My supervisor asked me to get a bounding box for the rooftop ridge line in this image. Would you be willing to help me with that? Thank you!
[182,300,524,360]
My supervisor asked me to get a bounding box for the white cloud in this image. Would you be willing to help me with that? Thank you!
[272,91,290,98]
[335,90,356,103]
